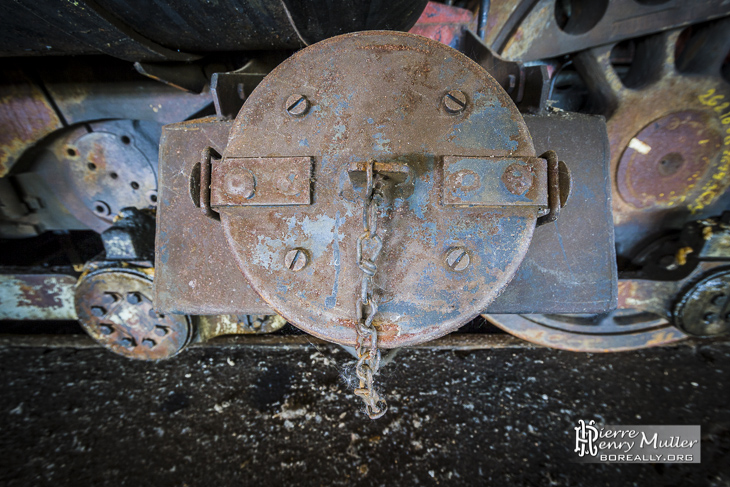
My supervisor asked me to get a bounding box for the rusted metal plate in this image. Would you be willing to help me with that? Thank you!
[154,112,614,317]
[154,117,271,316]
[0,272,77,320]
[0,68,63,177]
[211,157,313,207]
[441,156,547,207]
[486,111,617,314]
[76,268,191,360]
[219,32,539,348]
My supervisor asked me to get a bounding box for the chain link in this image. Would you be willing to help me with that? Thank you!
[354,160,387,419]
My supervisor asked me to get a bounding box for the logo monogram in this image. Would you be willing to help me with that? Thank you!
[575,419,599,457]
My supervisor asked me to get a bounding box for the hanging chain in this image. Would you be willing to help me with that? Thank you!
[354,160,388,419]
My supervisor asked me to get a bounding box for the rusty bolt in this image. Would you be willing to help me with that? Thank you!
[127,292,143,304]
[445,247,470,271]
[285,94,310,117]
[142,338,156,348]
[99,324,114,335]
[502,164,533,196]
[90,306,106,317]
[285,248,308,272]
[226,167,256,199]
[443,90,467,114]
[154,326,169,337]
[120,337,136,348]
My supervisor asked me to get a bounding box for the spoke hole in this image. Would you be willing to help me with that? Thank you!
[87,162,96,171]
[555,0,608,35]
[110,172,118,180]
[131,181,139,190]
[120,135,131,145]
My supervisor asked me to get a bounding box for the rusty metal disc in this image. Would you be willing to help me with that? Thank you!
[485,311,687,353]
[75,268,191,360]
[34,120,160,233]
[219,31,539,348]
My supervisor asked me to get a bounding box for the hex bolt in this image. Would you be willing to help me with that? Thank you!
[120,337,136,348]
[99,324,114,335]
[142,338,156,348]
[285,94,310,117]
[285,248,308,271]
[703,312,717,323]
[154,326,169,337]
[445,247,470,271]
[90,306,107,317]
[443,90,467,114]
[127,292,142,304]
[711,294,726,306]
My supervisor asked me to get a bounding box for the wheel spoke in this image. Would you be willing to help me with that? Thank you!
[572,43,625,117]
[675,17,730,78]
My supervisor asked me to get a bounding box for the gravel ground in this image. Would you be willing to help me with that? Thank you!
[0,341,728,486]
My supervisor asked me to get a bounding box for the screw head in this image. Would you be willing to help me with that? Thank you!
[142,338,156,348]
[120,337,136,348]
[445,247,470,271]
[99,324,114,335]
[443,90,467,114]
[285,94,310,117]
[90,306,107,317]
[285,248,308,272]
[703,313,717,323]
[127,292,143,304]
[712,294,726,306]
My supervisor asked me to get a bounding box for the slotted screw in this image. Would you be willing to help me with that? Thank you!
[285,94,310,117]
[443,90,467,114]
[285,248,308,272]
[446,247,470,271]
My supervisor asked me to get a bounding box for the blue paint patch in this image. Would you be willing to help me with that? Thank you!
[367,118,374,124]
[298,138,310,147]
[450,91,520,152]
[373,132,391,152]
[325,211,343,309]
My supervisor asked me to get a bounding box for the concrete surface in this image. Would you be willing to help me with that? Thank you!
[0,341,728,486]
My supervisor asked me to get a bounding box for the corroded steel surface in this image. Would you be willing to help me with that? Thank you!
[32,120,160,233]
[219,31,539,348]
[75,268,191,360]
[154,113,615,316]
[485,310,686,353]
[154,118,271,316]
[573,24,730,256]
[0,272,77,321]
[486,0,730,62]
[0,68,63,176]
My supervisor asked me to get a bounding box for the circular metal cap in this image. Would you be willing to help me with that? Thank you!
[674,268,730,337]
[220,31,537,348]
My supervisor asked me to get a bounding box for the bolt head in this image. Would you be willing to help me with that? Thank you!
[711,294,726,306]
[90,306,107,317]
[142,338,156,348]
[99,324,114,335]
[446,247,470,271]
[443,90,467,114]
[127,292,142,304]
[120,337,136,348]
[285,94,310,117]
[285,248,308,271]
[225,166,256,199]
